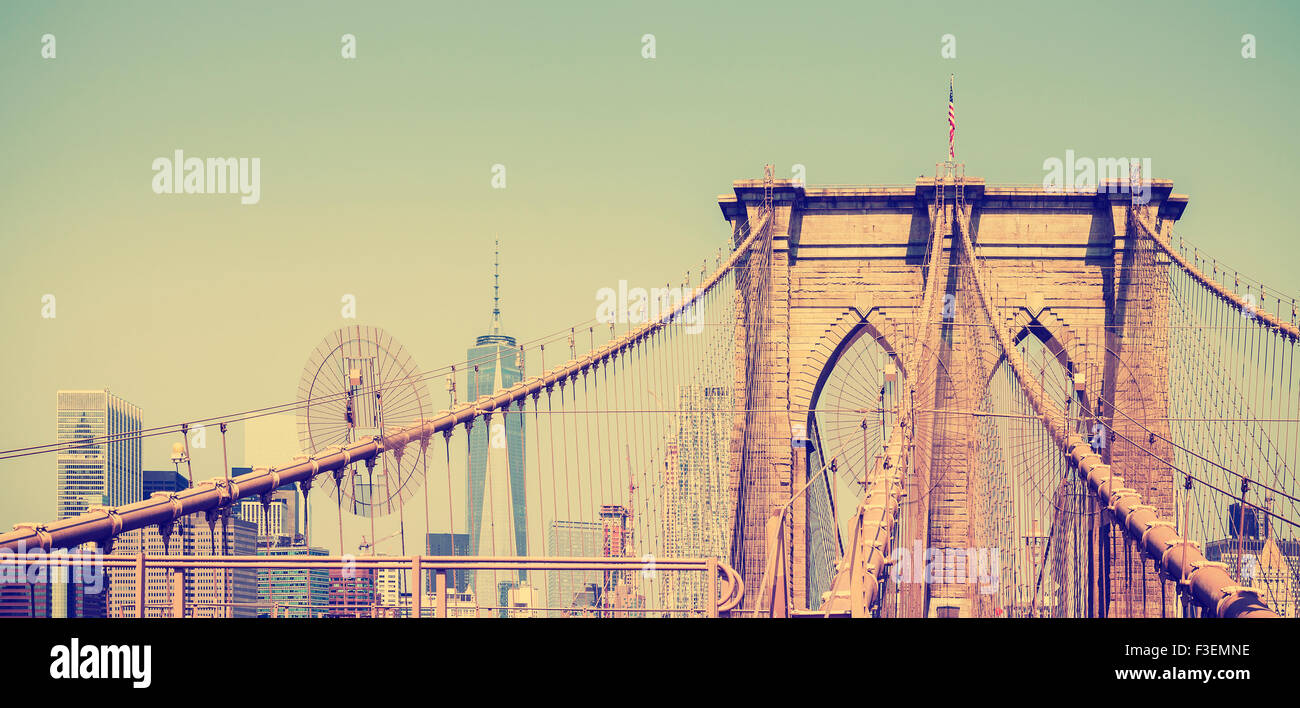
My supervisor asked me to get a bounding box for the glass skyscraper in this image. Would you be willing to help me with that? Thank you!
[56,390,142,521]
[51,389,140,617]
[426,532,471,593]
[545,520,602,617]
[466,244,527,599]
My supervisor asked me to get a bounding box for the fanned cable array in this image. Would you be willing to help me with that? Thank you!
[2,169,1295,619]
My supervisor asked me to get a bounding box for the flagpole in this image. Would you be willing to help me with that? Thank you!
[949,73,956,163]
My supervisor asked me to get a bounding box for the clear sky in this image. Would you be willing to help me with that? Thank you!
[2,0,1298,554]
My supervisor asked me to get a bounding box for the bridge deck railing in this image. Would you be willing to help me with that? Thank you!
[1,553,743,619]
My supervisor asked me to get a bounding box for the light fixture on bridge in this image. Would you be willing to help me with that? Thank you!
[170,441,188,465]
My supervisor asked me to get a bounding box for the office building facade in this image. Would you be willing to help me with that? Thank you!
[231,467,300,540]
[661,385,732,613]
[0,577,105,618]
[56,390,142,521]
[327,568,377,618]
[109,516,257,618]
[426,532,471,593]
[257,539,329,618]
[545,520,601,616]
[142,469,188,500]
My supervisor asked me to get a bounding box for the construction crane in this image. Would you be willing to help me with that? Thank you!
[358,529,402,554]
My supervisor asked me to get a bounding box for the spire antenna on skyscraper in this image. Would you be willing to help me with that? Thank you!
[491,239,502,335]
[475,242,515,348]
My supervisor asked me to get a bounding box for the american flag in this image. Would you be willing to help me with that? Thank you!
[948,76,956,160]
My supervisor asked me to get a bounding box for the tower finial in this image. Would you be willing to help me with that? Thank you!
[492,239,502,334]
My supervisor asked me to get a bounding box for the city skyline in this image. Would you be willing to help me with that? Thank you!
[1,0,1297,635]
[4,1,1298,539]
[4,4,1300,699]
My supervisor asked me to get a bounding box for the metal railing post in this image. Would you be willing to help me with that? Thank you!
[135,552,145,618]
[707,557,719,618]
[435,569,448,618]
[412,556,423,618]
[171,568,184,618]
